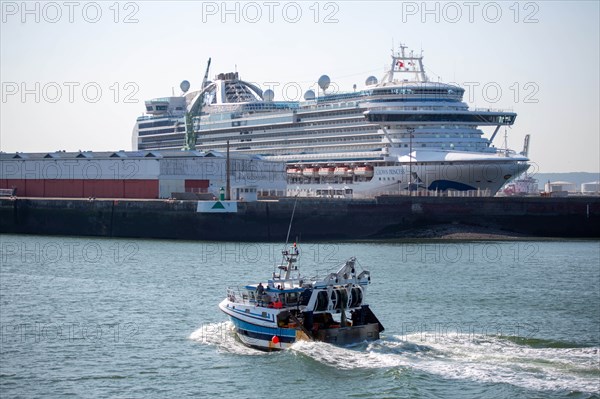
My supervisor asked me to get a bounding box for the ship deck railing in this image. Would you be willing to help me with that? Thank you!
[227,285,303,308]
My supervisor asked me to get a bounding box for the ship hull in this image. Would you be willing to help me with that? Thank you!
[287,161,530,198]
[219,299,381,351]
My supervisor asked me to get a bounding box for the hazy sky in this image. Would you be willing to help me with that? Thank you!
[1,1,599,173]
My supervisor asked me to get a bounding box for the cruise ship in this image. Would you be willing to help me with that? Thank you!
[132,45,529,197]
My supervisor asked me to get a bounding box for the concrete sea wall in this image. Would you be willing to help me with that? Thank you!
[1,196,599,241]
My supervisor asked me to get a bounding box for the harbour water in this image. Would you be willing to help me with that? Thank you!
[1,235,598,398]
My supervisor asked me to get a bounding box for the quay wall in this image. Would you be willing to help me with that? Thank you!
[0,196,598,241]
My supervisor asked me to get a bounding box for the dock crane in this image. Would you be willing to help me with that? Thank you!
[520,134,530,157]
[183,58,212,151]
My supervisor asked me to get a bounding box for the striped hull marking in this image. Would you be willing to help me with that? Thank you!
[230,316,296,344]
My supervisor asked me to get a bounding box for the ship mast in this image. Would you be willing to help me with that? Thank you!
[183,57,212,151]
[383,43,428,84]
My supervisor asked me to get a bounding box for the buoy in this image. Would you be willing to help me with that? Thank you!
[271,336,280,344]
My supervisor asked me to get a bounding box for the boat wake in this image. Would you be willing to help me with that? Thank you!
[189,321,264,356]
[191,323,599,393]
[289,333,600,394]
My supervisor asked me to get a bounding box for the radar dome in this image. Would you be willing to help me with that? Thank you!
[365,76,378,86]
[263,89,274,102]
[303,90,316,100]
[180,80,191,93]
[318,75,330,92]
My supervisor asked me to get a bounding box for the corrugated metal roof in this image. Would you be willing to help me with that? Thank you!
[0,150,264,161]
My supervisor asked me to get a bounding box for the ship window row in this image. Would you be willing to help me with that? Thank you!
[394,132,482,139]
[395,142,488,149]
[139,120,183,130]
[371,87,464,96]
[298,108,360,119]
[370,105,467,112]
[367,113,515,124]
[138,126,186,136]
[210,135,382,148]
[199,126,380,144]
[200,142,383,153]
[385,124,480,132]
[199,114,362,133]
[199,137,382,149]
[140,134,185,145]
[197,119,374,139]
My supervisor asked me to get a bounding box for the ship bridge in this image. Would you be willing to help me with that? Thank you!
[363,109,516,126]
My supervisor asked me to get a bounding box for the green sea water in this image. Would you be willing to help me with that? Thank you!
[1,235,598,398]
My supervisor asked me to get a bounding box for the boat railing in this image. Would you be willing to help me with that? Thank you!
[226,287,239,303]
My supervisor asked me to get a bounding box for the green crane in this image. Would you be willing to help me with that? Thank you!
[183,57,212,151]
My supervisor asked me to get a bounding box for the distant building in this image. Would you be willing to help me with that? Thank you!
[544,181,577,196]
[0,150,286,199]
[581,181,600,195]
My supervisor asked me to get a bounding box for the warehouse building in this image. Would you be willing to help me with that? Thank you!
[0,150,286,199]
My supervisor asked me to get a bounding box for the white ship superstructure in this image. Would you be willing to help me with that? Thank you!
[132,45,529,197]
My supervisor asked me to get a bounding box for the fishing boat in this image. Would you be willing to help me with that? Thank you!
[218,243,384,350]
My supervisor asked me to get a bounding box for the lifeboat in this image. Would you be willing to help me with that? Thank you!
[286,167,302,177]
[318,167,335,177]
[334,166,350,177]
[354,165,374,177]
[302,167,318,177]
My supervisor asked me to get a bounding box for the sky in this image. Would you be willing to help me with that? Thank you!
[1,0,599,173]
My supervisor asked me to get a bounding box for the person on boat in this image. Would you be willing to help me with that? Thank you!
[293,243,299,255]
[256,283,265,306]
[273,296,283,309]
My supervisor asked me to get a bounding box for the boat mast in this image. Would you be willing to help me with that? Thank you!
[282,196,299,280]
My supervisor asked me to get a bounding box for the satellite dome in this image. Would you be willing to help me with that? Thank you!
[318,75,330,92]
[263,89,274,102]
[365,76,378,86]
[180,80,191,93]
[303,90,316,100]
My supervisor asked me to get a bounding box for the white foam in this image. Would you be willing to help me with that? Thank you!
[289,340,408,370]
[188,321,264,356]
[190,325,599,393]
[399,333,600,393]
